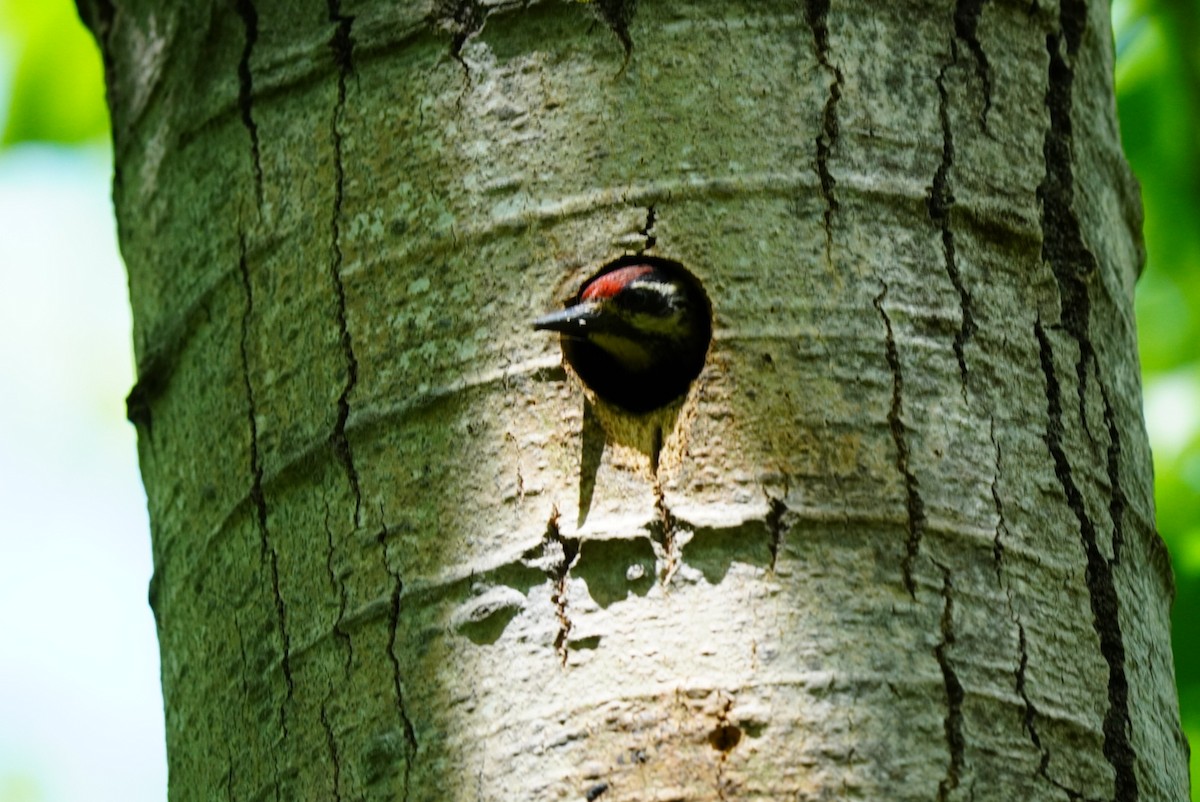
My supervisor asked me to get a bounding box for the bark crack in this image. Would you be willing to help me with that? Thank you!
[639,205,657,252]
[1013,622,1052,787]
[805,0,842,263]
[712,694,736,800]
[234,0,263,206]
[320,702,344,802]
[952,0,993,128]
[652,480,681,585]
[544,507,579,664]
[323,500,353,673]
[1035,321,1138,802]
[1017,619,1046,763]
[1038,25,1098,436]
[928,54,975,395]
[238,231,293,743]
[593,0,636,66]
[376,516,417,799]
[934,563,965,802]
[1036,12,1139,793]
[1012,624,1089,797]
[436,0,484,71]
[874,284,924,598]
[1060,0,1088,54]
[1101,387,1127,565]
[1014,624,1095,801]
[995,425,1091,800]
[988,418,1007,575]
[995,487,1037,761]
[327,3,363,529]
[766,495,787,572]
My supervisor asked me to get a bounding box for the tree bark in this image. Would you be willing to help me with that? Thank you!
[81,0,1188,799]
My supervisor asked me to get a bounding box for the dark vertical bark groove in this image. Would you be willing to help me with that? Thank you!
[934,564,965,802]
[929,53,975,394]
[988,419,1007,572]
[1013,622,1056,786]
[1038,29,1097,432]
[652,480,680,583]
[952,0,992,126]
[323,505,353,672]
[327,3,363,528]
[440,0,484,66]
[1010,590,1110,800]
[993,426,1084,796]
[1036,2,1138,792]
[805,0,842,261]
[766,496,787,571]
[234,0,263,205]
[1101,388,1128,564]
[640,205,657,252]
[320,702,344,802]
[874,284,925,598]
[545,509,579,664]
[238,231,292,798]
[1035,321,1138,802]
[593,0,636,60]
[377,519,417,800]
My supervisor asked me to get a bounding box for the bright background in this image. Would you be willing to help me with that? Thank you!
[0,1,1196,800]
[0,2,164,802]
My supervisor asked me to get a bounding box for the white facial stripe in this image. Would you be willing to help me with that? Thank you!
[628,278,681,300]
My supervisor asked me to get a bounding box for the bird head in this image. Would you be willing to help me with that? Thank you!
[533,259,711,412]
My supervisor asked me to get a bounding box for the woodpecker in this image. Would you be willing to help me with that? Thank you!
[533,257,712,413]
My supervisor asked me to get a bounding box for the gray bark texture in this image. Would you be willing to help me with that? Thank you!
[80,0,1189,799]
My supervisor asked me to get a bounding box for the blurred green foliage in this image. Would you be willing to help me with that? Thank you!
[0,0,107,144]
[1117,0,1200,793]
[2,0,1199,794]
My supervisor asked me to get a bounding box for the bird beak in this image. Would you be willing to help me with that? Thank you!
[532,302,604,336]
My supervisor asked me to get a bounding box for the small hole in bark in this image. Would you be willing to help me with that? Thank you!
[708,723,742,752]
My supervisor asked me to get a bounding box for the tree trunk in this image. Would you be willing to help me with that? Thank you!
[81,0,1189,799]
